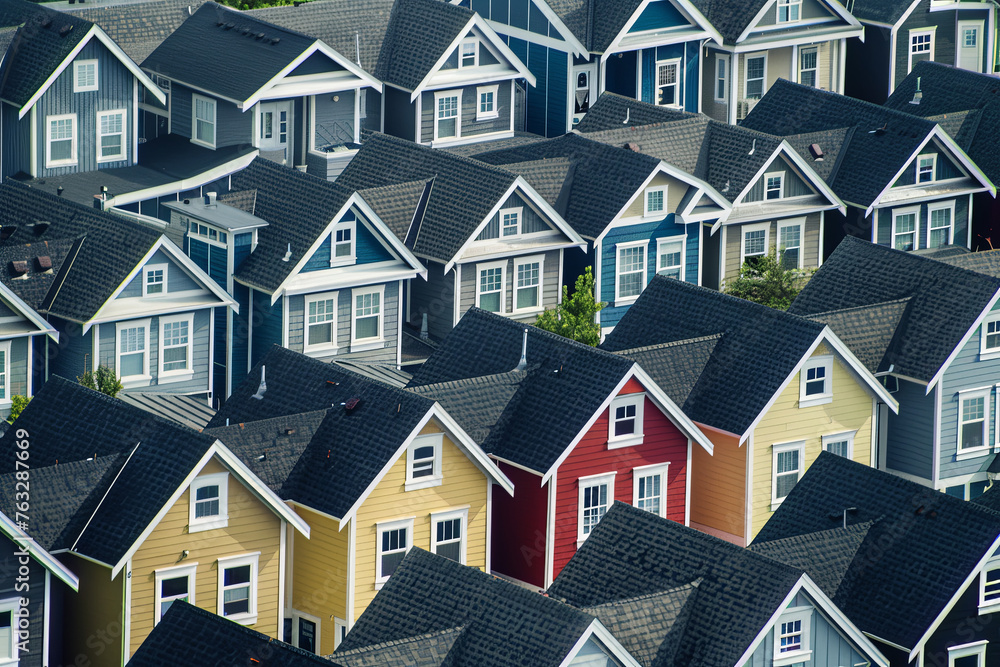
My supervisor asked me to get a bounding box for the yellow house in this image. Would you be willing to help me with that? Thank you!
[603,274,898,545]
[206,346,513,656]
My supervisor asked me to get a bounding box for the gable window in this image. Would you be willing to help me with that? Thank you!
[405,433,443,491]
[332,219,356,265]
[514,255,543,313]
[644,186,667,217]
[633,463,668,518]
[351,285,384,349]
[97,110,126,162]
[777,0,801,23]
[155,564,197,623]
[431,508,468,563]
[161,314,193,377]
[143,263,167,296]
[0,598,19,664]
[765,172,784,200]
[616,241,648,303]
[774,609,811,664]
[656,60,680,107]
[608,394,644,448]
[501,207,522,236]
[715,55,728,102]
[578,472,615,544]
[376,518,414,586]
[46,114,77,168]
[189,472,228,532]
[948,642,988,667]
[959,389,989,453]
[910,30,935,72]
[799,355,833,407]
[117,319,150,383]
[460,39,478,67]
[305,292,338,353]
[981,314,1000,359]
[73,60,98,92]
[981,558,1000,613]
[0,341,9,404]
[477,85,499,121]
[217,553,258,624]
[192,94,217,148]
[745,55,767,99]
[772,441,805,507]
[777,220,802,270]
[892,207,918,252]
[799,47,817,87]
[657,237,685,280]
[742,223,770,268]
[823,431,855,458]
[434,90,461,141]
[928,201,954,248]
[917,154,937,183]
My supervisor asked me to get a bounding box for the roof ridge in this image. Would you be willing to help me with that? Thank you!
[206,408,331,432]
[804,296,914,319]
[838,237,1000,287]
[580,578,703,609]
[772,79,941,131]
[333,624,467,656]
[365,131,522,183]
[408,368,531,391]
[613,334,723,355]
[193,2,323,45]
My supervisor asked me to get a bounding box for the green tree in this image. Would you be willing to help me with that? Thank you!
[6,395,30,424]
[78,365,124,398]
[535,266,605,346]
[723,254,808,311]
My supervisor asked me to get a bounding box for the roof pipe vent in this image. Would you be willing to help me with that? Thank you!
[515,328,528,371]
[282,243,292,262]
[809,144,824,161]
[910,76,923,106]
[251,365,266,400]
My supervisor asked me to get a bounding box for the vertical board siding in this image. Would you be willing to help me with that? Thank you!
[0,539,46,666]
[476,192,553,241]
[748,593,868,667]
[690,428,747,544]
[118,250,202,298]
[382,86,416,142]
[48,318,93,381]
[59,554,124,667]
[129,458,282,657]
[546,50,568,135]
[701,50,728,123]
[231,283,251,389]
[409,261,456,340]
[629,0,687,32]
[1,102,30,180]
[170,84,252,148]
[459,249,560,322]
[743,162,815,202]
[302,214,395,273]
[353,419,489,620]
[895,0,959,90]
[877,197,970,251]
[287,282,398,363]
[419,82,512,144]
[892,145,964,187]
[290,508,349,656]
[251,292,283,367]
[722,212,822,286]
[490,462,548,587]
[750,344,875,538]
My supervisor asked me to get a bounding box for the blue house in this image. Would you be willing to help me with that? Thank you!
[472,132,730,333]
[789,237,1000,500]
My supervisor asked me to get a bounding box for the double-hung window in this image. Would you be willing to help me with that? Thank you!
[981,557,1000,613]
[217,553,258,624]
[477,85,499,120]
[434,90,461,141]
[155,564,197,623]
[917,154,937,183]
[981,314,1000,359]
[97,110,126,162]
[656,60,680,107]
[351,285,384,349]
[644,186,667,217]
[0,341,10,404]
[892,207,918,251]
[774,609,811,664]
[46,114,77,168]
[160,314,193,378]
[501,207,522,237]
[633,463,668,518]
[460,39,478,67]
[431,508,468,564]
[799,355,833,407]
[656,237,685,280]
[928,201,954,248]
[376,518,414,586]
[189,472,228,531]
[477,260,506,313]
[777,0,801,22]
[192,94,217,148]
[765,172,784,200]
[959,389,990,454]
[608,394,644,448]
[305,292,338,352]
[0,598,19,664]
[799,47,818,87]
[331,219,356,265]
[910,30,934,71]
[117,319,150,383]
[143,264,167,296]
[772,441,805,508]
[405,433,442,491]
[742,223,769,268]
[514,255,542,313]
[74,60,98,92]
[777,220,802,270]
[715,55,728,102]
[578,472,615,543]
[745,55,766,99]
[948,642,988,667]
[823,431,855,458]
[616,241,647,303]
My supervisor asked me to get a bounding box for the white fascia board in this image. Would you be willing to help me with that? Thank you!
[0,284,59,342]
[558,619,643,667]
[430,403,514,494]
[734,579,803,667]
[105,149,259,208]
[731,25,864,51]
[353,192,429,278]
[821,327,899,412]
[735,0,780,44]
[137,71,243,107]
[800,575,890,667]
[526,0,588,56]
[0,511,80,590]
[892,0,924,33]
[778,140,847,213]
[926,288,1000,393]
[602,0,723,60]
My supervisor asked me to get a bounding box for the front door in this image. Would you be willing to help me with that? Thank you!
[258,101,291,157]
[957,20,985,72]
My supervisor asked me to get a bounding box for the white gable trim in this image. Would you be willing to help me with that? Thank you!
[736,0,781,44]
[731,142,844,215]
[601,0,723,60]
[926,288,1000,393]
[736,0,862,45]
[820,327,898,410]
[410,15,536,101]
[0,510,79,590]
[521,0,588,56]
[558,618,643,667]
[0,283,59,342]
[104,150,258,208]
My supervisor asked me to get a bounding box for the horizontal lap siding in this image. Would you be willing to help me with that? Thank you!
[458,249,560,323]
[129,458,282,656]
[59,554,124,667]
[553,379,689,581]
[690,428,747,544]
[420,82,512,144]
[722,212,822,286]
[0,539,45,667]
[8,336,28,400]
[876,197,971,251]
[490,461,547,587]
[290,508,349,656]
[353,419,488,620]
[885,378,935,478]
[286,282,398,364]
[312,90,355,149]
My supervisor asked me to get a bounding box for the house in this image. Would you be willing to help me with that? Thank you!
[333,548,641,666]
[753,451,1000,667]
[68,0,208,65]
[576,92,846,289]
[452,0,722,136]
[845,0,995,104]
[335,132,585,343]
[0,274,59,419]
[165,157,426,396]
[205,345,512,654]
[471,131,731,332]
[140,3,382,180]
[691,0,863,124]
[0,378,310,666]
[742,79,995,255]
[600,274,897,544]
[548,502,890,667]
[0,509,80,667]
[407,308,714,589]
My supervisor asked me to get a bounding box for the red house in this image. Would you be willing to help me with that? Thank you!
[408,309,714,588]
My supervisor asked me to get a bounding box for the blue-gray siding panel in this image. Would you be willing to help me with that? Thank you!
[47,318,93,382]
[171,84,252,148]
[749,591,869,667]
[118,249,201,298]
[313,90,355,148]
[476,192,553,240]
[286,282,399,363]
[885,378,935,479]
[251,290,283,368]
[875,196,971,251]
[1,102,31,180]
[419,82,512,144]
[5,336,29,401]
[231,283,251,391]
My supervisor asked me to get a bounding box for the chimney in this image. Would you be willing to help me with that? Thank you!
[10,261,27,277]
[515,328,528,371]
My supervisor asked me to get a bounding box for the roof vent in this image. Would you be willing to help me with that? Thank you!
[909,76,922,106]
[225,22,234,29]
[623,142,640,153]
[31,220,50,235]
[256,32,266,40]
[515,328,528,371]
[282,243,292,262]
[284,428,296,435]
[35,256,52,272]
[216,20,224,26]
[342,397,360,412]
[40,17,52,28]
[251,365,266,400]
[809,144,824,161]
[204,191,217,206]
[10,261,27,277]
[271,37,280,45]
[868,123,887,136]
[59,24,73,37]
[0,226,17,242]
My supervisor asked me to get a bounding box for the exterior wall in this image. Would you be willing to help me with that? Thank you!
[750,343,875,538]
[1,101,31,181]
[288,507,349,656]
[382,86,416,142]
[231,282,251,390]
[58,553,123,667]
[251,292,283,367]
[170,83,252,149]
[408,261,456,340]
[301,213,395,271]
[312,90,355,150]
[490,461,548,587]
[754,0,836,25]
[845,25,892,103]
[0,335,32,417]
[873,196,971,251]
[743,160,815,202]
[0,537,47,667]
[921,568,1000,667]
[117,250,202,297]
[690,428,747,545]
[35,39,135,178]
[419,81,513,145]
[352,418,489,620]
[720,212,823,287]
[635,41,701,113]
[457,248,561,325]
[552,378,689,581]
[894,0,970,90]
[891,145,964,187]
[47,317,93,386]
[474,192,553,240]
[885,378,935,479]
[128,458,283,657]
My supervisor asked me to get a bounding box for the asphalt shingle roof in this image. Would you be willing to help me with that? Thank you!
[803,298,910,373]
[375,0,473,91]
[789,236,1000,383]
[575,92,699,132]
[688,0,770,43]
[753,452,1000,650]
[69,0,209,63]
[334,626,466,667]
[846,0,918,25]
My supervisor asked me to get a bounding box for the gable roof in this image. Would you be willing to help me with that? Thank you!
[334,626,467,667]
[846,0,918,26]
[753,452,1000,653]
[375,0,475,91]
[690,0,859,44]
[788,236,1000,385]
[0,510,80,591]
[68,0,209,64]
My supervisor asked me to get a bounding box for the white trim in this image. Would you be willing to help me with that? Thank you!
[429,507,469,564]
[654,58,683,108]
[404,432,444,492]
[158,312,194,381]
[608,393,645,449]
[799,354,833,407]
[350,284,385,351]
[927,289,1000,392]
[948,641,988,667]
[512,253,545,315]
[715,53,730,103]
[330,217,357,267]
[577,471,616,544]
[558,619,643,667]
[303,291,339,355]
[980,312,1000,360]
[908,27,936,74]
[764,171,786,200]
[774,605,812,665]
[891,205,920,252]
[743,51,768,100]
[116,318,151,386]
[614,239,649,306]
[188,471,229,532]
[153,562,197,624]
[632,462,669,518]
[741,221,771,266]
[191,94,217,149]
[476,84,500,121]
[656,236,686,281]
[643,185,669,218]
[0,511,78,590]
[141,262,168,298]
[475,259,507,314]
[978,556,1000,614]
[771,440,805,509]
[776,218,805,270]
[433,89,463,142]
[96,109,127,163]
[375,517,414,587]
[927,199,956,249]
[334,617,348,649]
[917,153,938,184]
[957,387,991,456]
[44,113,77,169]
[217,552,259,625]
[73,59,98,93]
[822,430,855,458]
[0,340,11,406]
[287,609,321,652]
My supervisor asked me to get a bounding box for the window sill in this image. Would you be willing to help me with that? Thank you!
[329,257,357,268]
[774,650,812,666]
[981,350,1000,361]
[978,602,1000,616]
[374,578,389,590]
[304,345,340,358]
[512,307,544,317]
[614,296,640,308]
[351,339,385,353]
[770,499,786,512]
[956,446,993,461]
[97,154,127,164]
[222,613,257,627]
[476,113,500,122]
[404,476,443,492]
[189,517,228,533]
[159,371,195,384]
[608,435,644,450]
[45,160,79,169]
[190,138,216,150]
[120,375,152,389]
[799,395,832,408]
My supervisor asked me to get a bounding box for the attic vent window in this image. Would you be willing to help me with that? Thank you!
[35,256,52,271]
[10,261,27,277]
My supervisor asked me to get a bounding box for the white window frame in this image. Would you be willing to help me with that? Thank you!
[376,517,414,587]
[45,113,78,168]
[304,291,339,354]
[333,618,348,649]
[948,641,988,667]
[765,171,785,200]
[979,557,1000,614]
[777,219,804,270]
[909,29,936,72]
[0,598,19,665]
[500,206,523,237]
[142,263,168,297]
[799,355,833,407]
[191,94,217,149]
[459,38,478,67]
[217,552,259,625]
[822,431,855,458]
[0,340,11,406]
[73,59,98,93]
[430,507,469,564]
[655,58,682,108]
[776,0,802,23]
[981,313,1000,360]
[917,153,937,184]
[957,387,991,458]
[744,53,768,100]
[405,432,443,491]
[154,563,197,624]
[632,463,668,518]
[96,109,127,163]
[159,313,194,380]
[798,46,818,87]
[287,610,321,653]
[741,222,771,266]
[615,240,648,305]
[513,254,544,315]
[656,236,686,281]
[330,219,357,267]
[644,185,668,218]
[188,471,229,532]
[772,441,805,509]
[927,200,955,249]
[116,318,151,385]
[608,393,644,449]
[891,206,920,252]
[578,471,616,544]
[476,84,499,121]
[350,284,385,351]
[774,607,812,665]
[433,89,462,142]
[476,259,507,314]
[715,54,729,103]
